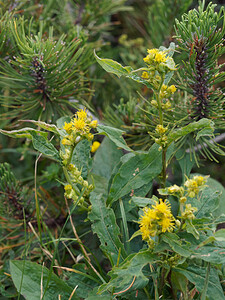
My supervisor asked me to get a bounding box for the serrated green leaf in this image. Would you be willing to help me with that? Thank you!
[108,143,162,204]
[86,287,111,300]
[10,260,78,300]
[92,137,123,180]
[161,232,192,257]
[188,186,220,219]
[22,120,59,135]
[193,244,225,264]
[97,124,132,152]
[88,193,127,265]
[72,139,91,179]
[168,119,214,144]
[94,50,132,77]
[98,250,157,295]
[30,132,60,161]
[94,51,154,88]
[174,265,225,300]
[0,128,48,139]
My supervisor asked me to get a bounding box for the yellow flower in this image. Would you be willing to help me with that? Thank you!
[163,101,171,110]
[62,138,72,145]
[193,175,207,186]
[91,141,101,153]
[161,84,168,92]
[184,179,199,198]
[141,71,149,79]
[160,217,174,233]
[143,55,151,64]
[168,185,181,194]
[155,52,167,63]
[147,48,158,55]
[76,109,87,120]
[90,120,98,128]
[179,196,187,204]
[152,199,173,219]
[139,199,174,242]
[168,85,176,94]
[64,184,72,191]
[156,124,167,135]
[63,122,72,132]
[73,118,87,131]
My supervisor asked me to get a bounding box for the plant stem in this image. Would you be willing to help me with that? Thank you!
[65,197,106,284]
[144,286,151,300]
[200,262,210,300]
[161,147,167,189]
[119,198,130,254]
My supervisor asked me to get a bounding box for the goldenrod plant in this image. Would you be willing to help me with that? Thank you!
[1,1,225,300]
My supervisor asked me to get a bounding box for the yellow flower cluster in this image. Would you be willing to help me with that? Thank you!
[167,175,207,201]
[62,109,98,146]
[160,84,176,99]
[184,175,207,198]
[143,49,167,64]
[64,164,94,202]
[139,199,175,243]
[154,124,168,148]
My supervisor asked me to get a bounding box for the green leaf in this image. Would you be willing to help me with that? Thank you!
[94,50,132,77]
[21,120,59,135]
[132,196,156,208]
[66,264,98,299]
[174,265,225,300]
[185,219,200,239]
[170,270,188,297]
[98,250,157,295]
[30,132,60,161]
[92,137,123,180]
[72,139,91,179]
[176,149,195,180]
[108,143,162,204]
[214,229,225,242]
[168,119,214,144]
[86,287,111,299]
[0,127,60,161]
[90,174,108,200]
[205,176,225,217]
[97,124,132,152]
[94,51,154,88]
[161,232,192,257]
[10,260,78,300]
[193,244,225,264]
[88,193,127,265]
[0,128,48,139]
[188,186,220,219]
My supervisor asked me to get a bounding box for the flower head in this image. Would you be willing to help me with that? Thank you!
[168,85,176,94]
[139,199,175,243]
[72,118,87,131]
[63,122,72,133]
[76,109,87,120]
[141,71,149,79]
